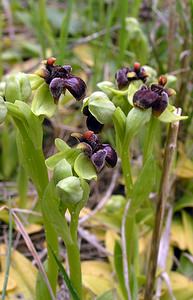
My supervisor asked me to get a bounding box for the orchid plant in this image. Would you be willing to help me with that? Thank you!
[0,58,187,300]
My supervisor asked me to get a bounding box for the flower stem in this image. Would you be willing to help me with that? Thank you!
[143,116,158,164]
[144,110,181,300]
[66,211,82,299]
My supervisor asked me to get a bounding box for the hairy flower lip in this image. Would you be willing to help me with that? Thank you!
[37,58,87,101]
[86,114,104,133]
[115,63,148,90]
[133,81,170,115]
[72,131,117,172]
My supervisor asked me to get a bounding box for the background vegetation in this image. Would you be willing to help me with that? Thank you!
[0,0,193,299]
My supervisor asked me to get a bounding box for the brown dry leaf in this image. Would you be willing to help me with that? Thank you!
[0,244,37,300]
[73,45,94,67]
[81,261,114,296]
[25,223,42,234]
[175,145,193,178]
[0,273,16,292]
[161,272,193,300]
[105,229,120,270]
[171,217,187,250]
[182,211,193,255]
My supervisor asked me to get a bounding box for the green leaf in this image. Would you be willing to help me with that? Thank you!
[158,107,188,123]
[74,153,97,180]
[88,91,116,124]
[28,74,44,90]
[114,241,127,299]
[127,81,143,106]
[56,176,83,205]
[177,253,193,278]
[125,107,152,144]
[130,155,155,212]
[31,82,56,118]
[0,97,7,123]
[42,180,71,244]
[53,158,73,184]
[49,246,80,300]
[174,195,193,212]
[125,17,149,64]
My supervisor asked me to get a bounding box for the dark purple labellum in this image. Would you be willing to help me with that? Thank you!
[133,87,159,109]
[83,105,90,116]
[115,67,130,89]
[102,144,118,168]
[86,114,104,133]
[38,58,87,102]
[72,130,117,172]
[152,92,168,116]
[91,149,107,172]
[49,77,65,103]
[63,76,86,101]
[115,63,148,90]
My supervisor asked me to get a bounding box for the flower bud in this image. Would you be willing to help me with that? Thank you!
[56,176,83,205]
[0,96,7,123]
[5,73,31,103]
[5,75,21,102]
[158,75,167,86]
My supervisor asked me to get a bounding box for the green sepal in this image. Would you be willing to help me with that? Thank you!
[53,158,73,184]
[28,74,44,90]
[74,153,97,180]
[55,138,70,151]
[158,106,188,123]
[45,148,80,170]
[31,82,56,118]
[127,81,143,106]
[97,81,116,97]
[88,91,116,124]
[97,81,128,97]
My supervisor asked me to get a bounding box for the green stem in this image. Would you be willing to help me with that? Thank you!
[121,142,133,198]
[66,211,82,299]
[143,117,158,164]
[17,165,28,208]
